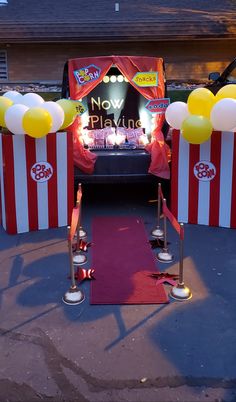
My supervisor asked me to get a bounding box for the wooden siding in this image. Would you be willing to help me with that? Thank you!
[2,39,236,83]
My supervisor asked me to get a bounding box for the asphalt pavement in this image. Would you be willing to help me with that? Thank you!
[0,182,236,402]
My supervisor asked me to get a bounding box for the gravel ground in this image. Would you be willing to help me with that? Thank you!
[0,82,207,94]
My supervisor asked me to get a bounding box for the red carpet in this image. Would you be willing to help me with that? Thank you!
[90,216,168,304]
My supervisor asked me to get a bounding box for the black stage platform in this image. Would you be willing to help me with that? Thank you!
[74,148,155,184]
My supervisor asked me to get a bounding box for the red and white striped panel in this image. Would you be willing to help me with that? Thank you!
[171,130,236,228]
[0,132,74,234]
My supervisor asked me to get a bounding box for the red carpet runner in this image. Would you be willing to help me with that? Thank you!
[90,216,168,304]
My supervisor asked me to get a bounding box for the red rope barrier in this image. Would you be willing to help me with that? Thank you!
[158,184,164,201]
[69,183,82,242]
[77,183,82,204]
[68,205,80,242]
[162,200,184,240]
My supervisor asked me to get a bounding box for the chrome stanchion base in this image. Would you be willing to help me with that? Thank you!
[170,283,192,301]
[157,250,174,263]
[62,286,85,305]
[73,252,87,266]
[151,227,164,238]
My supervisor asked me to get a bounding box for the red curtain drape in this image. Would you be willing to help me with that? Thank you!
[113,56,169,179]
[68,56,114,174]
[68,55,170,178]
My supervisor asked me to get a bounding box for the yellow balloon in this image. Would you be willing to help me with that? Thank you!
[22,107,52,138]
[56,99,77,130]
[187,88,215,118]
[181,115,213,144]
[0,96,13,127]
[215,84,236,101]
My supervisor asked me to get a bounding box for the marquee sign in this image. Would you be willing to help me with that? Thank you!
[145,98,170,114]
[74,64,101,86]
[132,72,158,87]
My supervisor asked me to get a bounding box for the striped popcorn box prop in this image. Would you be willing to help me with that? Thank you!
[0,132,74,234]
[171,129,236,228]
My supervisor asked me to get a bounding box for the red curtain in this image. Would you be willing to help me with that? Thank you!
[68,55,170,178]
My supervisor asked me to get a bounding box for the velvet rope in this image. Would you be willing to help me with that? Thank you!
[158,184,164,200]
[68,206,80,242]
[76,183,82,204]
[162,200,184,240]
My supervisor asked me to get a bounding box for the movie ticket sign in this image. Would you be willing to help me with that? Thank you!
[145,98,170,114]
[0,132,74,234]
[132,72,158,87]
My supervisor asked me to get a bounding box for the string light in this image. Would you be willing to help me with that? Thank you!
[117,75,124,82]
[110,75,117,83]
[103,76,109,83]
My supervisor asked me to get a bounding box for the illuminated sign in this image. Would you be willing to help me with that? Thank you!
[132,72,158,87]
[74,64,101,86]
[145,98,170,114]
[83,77,152,132]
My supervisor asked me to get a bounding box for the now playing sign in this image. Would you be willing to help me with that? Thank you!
[145,98,170,114]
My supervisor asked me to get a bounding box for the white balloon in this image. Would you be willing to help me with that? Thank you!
[165,101,189,129]
[20,93,44,107]
[41,101,65,132]
[3,90,22,102]
[5,104,29,134]
[12,93,24,104]
[210,98,236,131]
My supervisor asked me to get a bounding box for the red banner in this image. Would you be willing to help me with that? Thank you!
[68,206,80,242]
[77,183,82,204]
[162,200,183,240]
[158,184,164,200]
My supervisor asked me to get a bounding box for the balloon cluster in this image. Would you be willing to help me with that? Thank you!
[165,84,236,144]
[0,91,78,138]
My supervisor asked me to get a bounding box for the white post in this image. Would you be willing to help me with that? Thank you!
[62,226,85,305]
[170,223,192,301]
[151,182,164,238]
[157,199,174,263]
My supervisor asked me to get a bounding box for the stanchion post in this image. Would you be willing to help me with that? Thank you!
[73,196,87,266]
[68,227,76,288]
[170,223,192,301]
[77,183,87,239]
[179,222,184,285]
[151,182,164,238]
[76,189,81,251]
[157,198,174,263]
[163,205,168,252]
[62,226,85,305]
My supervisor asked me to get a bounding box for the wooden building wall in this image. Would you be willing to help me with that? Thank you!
[1,39,236,83]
